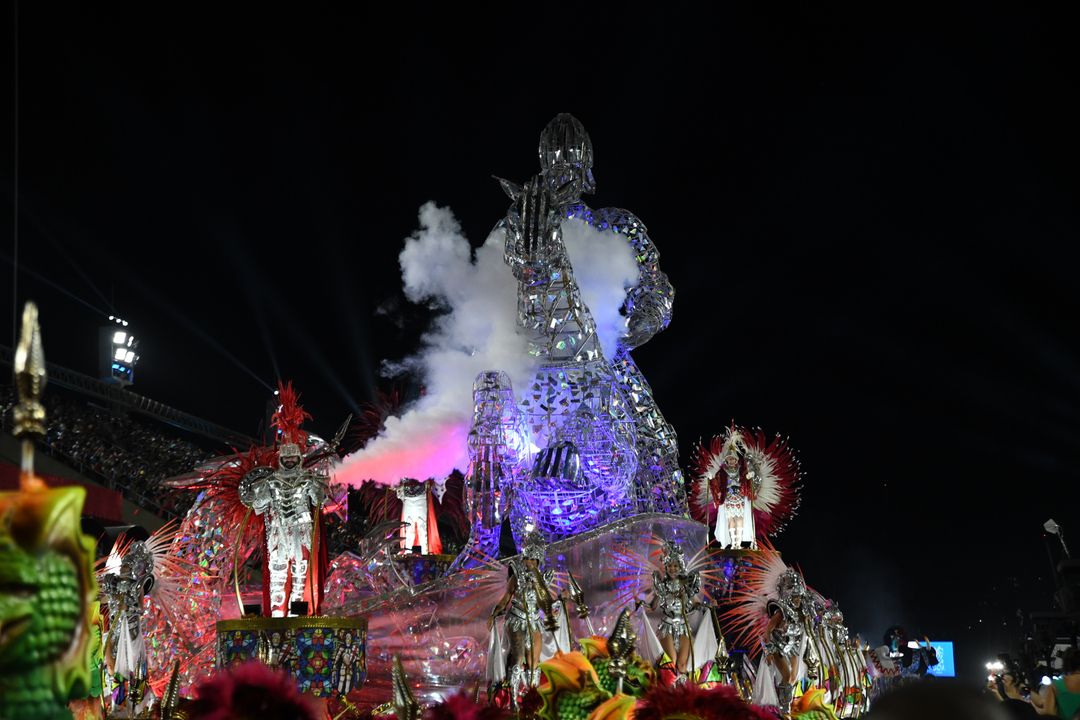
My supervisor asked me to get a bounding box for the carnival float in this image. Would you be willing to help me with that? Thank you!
[0,115,933,720]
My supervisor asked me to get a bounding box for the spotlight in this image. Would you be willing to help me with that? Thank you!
[100,315,140,386]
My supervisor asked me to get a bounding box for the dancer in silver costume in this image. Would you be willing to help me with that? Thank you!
[100,541,155,716]
[765,568,808,711]
[639,540,702,682]
[488,533,560,698]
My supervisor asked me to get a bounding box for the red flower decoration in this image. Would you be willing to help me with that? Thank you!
[425,691,510,720]
[186,661,321,720]
[637,684,775,720]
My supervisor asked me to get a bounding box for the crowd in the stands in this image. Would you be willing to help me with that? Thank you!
[1,386,213,517]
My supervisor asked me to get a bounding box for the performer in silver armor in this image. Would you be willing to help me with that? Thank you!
[239,383,330,617]
[764,568,808,710]
[488,533,560,697]
[640,540,702,682]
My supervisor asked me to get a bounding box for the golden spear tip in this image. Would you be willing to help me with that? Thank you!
[13,301,47,439]
[391,656,420,720]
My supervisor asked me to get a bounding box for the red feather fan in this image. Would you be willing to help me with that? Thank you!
[178,445,275,549]
[744,429,801,538]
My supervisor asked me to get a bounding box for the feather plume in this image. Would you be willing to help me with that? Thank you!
[272,380,312,448]
[744,430,801,538]
[718,540,791,657]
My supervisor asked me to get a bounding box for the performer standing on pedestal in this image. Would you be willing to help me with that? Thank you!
[237,382,335,617]
[692,425,801,550]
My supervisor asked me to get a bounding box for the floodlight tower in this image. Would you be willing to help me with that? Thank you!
[99,315,140,386]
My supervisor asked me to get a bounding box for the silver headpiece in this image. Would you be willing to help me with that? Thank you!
[777,568,805,598]
[120,540,156,595]
[522,533,547,562]
[660,540,687,572]
[539,113,596,196]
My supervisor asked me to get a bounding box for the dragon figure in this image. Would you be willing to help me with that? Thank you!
[0,302,98,720]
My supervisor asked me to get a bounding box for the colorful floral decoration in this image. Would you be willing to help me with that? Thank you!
[789,688,839,720]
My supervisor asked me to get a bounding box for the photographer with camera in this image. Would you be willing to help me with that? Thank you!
[987,658,1039,719]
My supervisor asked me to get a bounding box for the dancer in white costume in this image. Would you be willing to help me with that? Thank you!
[713,434,756,549]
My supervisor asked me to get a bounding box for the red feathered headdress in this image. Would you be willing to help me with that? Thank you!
[272,381,312,450]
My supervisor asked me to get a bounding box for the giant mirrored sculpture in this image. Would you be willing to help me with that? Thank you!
[490,113,687,543]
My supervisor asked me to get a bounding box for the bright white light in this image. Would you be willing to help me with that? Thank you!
[113,331,127,345]
[124,351,135,363]
[114,348,127,361]
[127,336,134,347]
[273,389,280,396]
[1041,676,1052,686]
[908,641,920,649]
[108,315,114,321]
[122,320,129,327]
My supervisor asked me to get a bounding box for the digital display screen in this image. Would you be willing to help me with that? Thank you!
[926,641,956,677]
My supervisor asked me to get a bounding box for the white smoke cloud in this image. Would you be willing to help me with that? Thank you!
[561,217,638,361]
[336,202,639,487]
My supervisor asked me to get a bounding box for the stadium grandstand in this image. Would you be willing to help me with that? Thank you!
[0,344,253,536]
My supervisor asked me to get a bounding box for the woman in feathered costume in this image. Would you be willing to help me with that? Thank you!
[720,544,811,714]
[487,533,568,703]
[692,425,801,550]
[637,541,707,683]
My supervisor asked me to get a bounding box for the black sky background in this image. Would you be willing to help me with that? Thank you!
[2,5,1079,681]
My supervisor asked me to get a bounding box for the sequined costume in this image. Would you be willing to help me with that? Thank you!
[692,425,802,548]
[765,597,804,657]
[240,454,326,616]
[652,569,702,639]
[505,557,556,635]
[100,542,154,705]
[238,382,331,617]
[649,541,702,638]
[490,533,564,702]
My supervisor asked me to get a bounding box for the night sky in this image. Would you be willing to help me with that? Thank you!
[3,6,1078,681]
